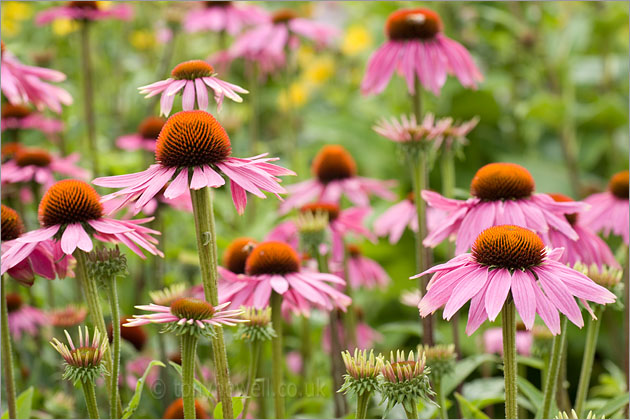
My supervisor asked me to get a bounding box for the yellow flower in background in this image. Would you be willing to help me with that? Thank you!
[1,1,33,37]
[297,45,315,68]
[52,18,78,36]
[96,1,113,10]
[130,30,156,51]
[278,82,310,111]
[342,24,373,56]
[305,55,334,85]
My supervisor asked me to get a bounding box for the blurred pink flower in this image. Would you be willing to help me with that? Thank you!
[6,293,47,339]
[1,104,64,134]
[362,8,482,96]
[124,356,161,391]
[374,194,447,244]
[116,116,165,152]
[36,1,133,24]
[184,1,268,35]
[323,320,382,353]
[342,244,390,290]
[581,170,629,245]
[483,327,532,357]
[286,351,303,375]
[2,148,88,190]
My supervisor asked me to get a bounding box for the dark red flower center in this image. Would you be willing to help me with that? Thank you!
[1,104,31,119]
[170,298,215,321]
[163,398,208,419]
[68,1,99,10]
[1,205,23,241]
[1,143,22,162]
[138,116,165,140]
[156,110,231,168]
[470,163,535,201]
[223,237,257,274]
[245,241,300,276]
[299,202,340,222]
[205,1,231,8]
[548,193,577,225]
[312,145,357,184]
[347,244,361,258]
[5,293,22,312]
[116,317,147,351]
[171,60,215,80]
[472,225,545,269]
[15,148,52,167]
[39,180,104,227]
[272,9,298,24]
[386,8,443,41]
[609,170,629,199]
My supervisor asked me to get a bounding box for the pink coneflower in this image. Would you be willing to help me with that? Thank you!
[414,225,616,335]
[35,1,133,25]
[229,8,338,70]
[138,60,248,116]
[116,116,165,152]
[545,193,618,268]
[280,145,395,213]
[183,1,268,35]
[373,113,478,150]
[1,147,88,190]
[93,110,294,215]
[220,237,258,276]
[581,170,629,245]
[342,244,390,289]
[102,185,194,218]
[423,162,587,254]
[1,103,64,134]
[48,305,88,328]
[267,203,374,261]
[361,8,482,96]
[1,180,162,280]
[6,293,47,339]
[218,241,351,316]
[1,42,72,114]
[483,325,533,357]
[1,204,70,286]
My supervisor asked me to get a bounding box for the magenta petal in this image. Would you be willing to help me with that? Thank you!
[484,269,512,321]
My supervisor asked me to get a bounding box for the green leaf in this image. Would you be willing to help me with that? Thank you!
[516,355,545,370]
[593,392,629,417]
[122,360,165,419]
[213,397,245,419]
[444,354,498,395]
[454,393,490,419]
[1,386,34,420]
[168,362,216,403]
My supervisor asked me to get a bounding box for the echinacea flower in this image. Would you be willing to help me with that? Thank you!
[380,350,434,414]
[574,263,623,292]
[218,241,351,316]
[6,292,47,339]
[48,305,88,328]
[1,204,70,286]
[93,110,294,215]
[183,1,268,35]
[418,344,456,378]
[280,145,395,213]
[1,147,88,190]
[483,325,533,357]
[414,225,617,335]
[343,244,390,289]
[339,349,384,397]
[1,142,22,163]
[138,60,248,116]
[116,116,165,152]
[163,398,209,419]
[423,162,588,254]
[35,1,133,25]
[545,193,618,268]
[1,103,64,134]
[581,170,629,245]
[361,8,482,96]
[124,297,246,338]
[1,41,72,113]
[50,326,109,384]
[1,180,162,282]
[221,237,258,275]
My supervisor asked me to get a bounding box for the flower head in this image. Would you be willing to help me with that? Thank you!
[1,103,64,134]
[138,60,248,116]
[418,344,456,377]
[339,349,384,396]
[183,1,268,35]
[581,170,629,245]
[86,246,128,284]
[344,244,390,290]
[362,8,482,96]
[380,350,435,413]
[36,1,133,25]
[125,297,246,339]
[237,307,276,342]
[50,326,109,384]
[149,283,189,306]
[223,237,257,274]
[415,225,617,335]
[48,305,88,328]
[94,110,294,215]
[6,293,48,339]
[116,116,165,152]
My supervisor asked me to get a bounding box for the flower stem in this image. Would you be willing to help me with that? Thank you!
[299,315,311,392]
[81,379,100,419]
[243,340,262,419]
[79,20,99,176]
[434,375,448,419]
[342,244,357,349]
[574,305,604,417]
[1,275,17,419]
[270,291,285,419]
[502,300,518,420]
[108,278,122,419]
[541,316,568,419]
[189,186,234,419]
[404,401,419,419]
[181,333,198,420]
[356,391,371,419]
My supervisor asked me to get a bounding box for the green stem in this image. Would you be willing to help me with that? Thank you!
[342,244,357,349]
[242,340,262,419]
[79,20,99,176]
[299,315,311,392]
[541,316,568,419]
[181,334,198,420]
[435,375,448,419]
[575,306,604,417]
[404,401,419,419]
[502,300,518,420]
[356,391,371,419]
[108,278,122,419]
[270,292,285,419]
[1,275,17,419]
[189,186,234,419]
[81,379,100,419]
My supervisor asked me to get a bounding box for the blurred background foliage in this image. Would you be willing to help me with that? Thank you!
[2,1,628,418]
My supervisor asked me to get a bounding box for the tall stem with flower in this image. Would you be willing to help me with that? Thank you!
[502,300,518,419]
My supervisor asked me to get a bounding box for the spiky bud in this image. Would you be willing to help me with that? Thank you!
[380,350,435,414]
[418,344,456,378]
[339,349,384,397]
[86,246,127,286]
[50,326,109,384]
[237,307,276,342]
